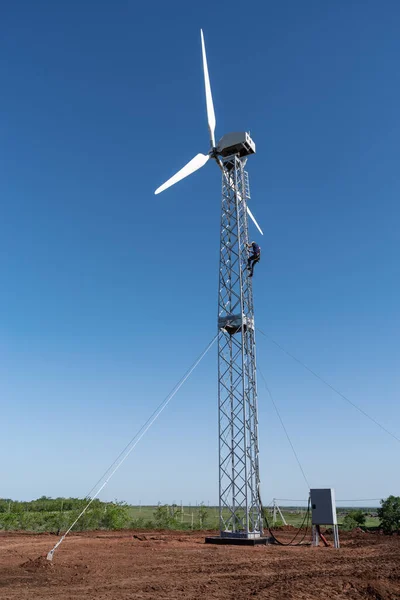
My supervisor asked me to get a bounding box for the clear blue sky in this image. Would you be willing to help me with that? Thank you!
[1,0,399,507]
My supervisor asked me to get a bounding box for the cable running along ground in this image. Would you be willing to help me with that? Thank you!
[46,334,218,562]
[257,328,400,444]
[258,489,311,546]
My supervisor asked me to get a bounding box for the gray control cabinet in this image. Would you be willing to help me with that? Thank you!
[310,488,337,525]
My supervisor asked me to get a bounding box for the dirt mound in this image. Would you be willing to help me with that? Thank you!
[365,581,398,600]
[20,555,54,572]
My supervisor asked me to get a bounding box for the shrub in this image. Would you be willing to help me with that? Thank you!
[342,510,366,531]
[100,503,130,530]
[154,504,174,528]
[130,517,145,529]
[153,504,181,529]
[0,513,18,531]
[378,496,400,534]
[341,515,357,531]
[351,510,366,526]
[198,503,208,528]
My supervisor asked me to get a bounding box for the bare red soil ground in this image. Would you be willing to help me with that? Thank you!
[1,529,399,599]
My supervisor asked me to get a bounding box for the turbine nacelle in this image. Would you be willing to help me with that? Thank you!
[216,132,256,158]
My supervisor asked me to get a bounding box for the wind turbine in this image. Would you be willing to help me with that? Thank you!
[155,32,263,236]
[155,30,264,541]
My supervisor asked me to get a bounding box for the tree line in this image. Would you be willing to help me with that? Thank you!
[1,496,399,534]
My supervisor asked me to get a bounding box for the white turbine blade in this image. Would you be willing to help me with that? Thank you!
[154,153,210,195]
[247,206,264,236]
[200,29,216,148]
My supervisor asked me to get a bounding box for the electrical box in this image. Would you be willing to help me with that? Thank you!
[310,488,337,525]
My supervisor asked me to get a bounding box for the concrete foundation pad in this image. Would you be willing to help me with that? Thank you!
[205,536,273,546]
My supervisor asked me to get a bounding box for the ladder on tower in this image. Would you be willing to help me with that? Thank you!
[244,170,251,201]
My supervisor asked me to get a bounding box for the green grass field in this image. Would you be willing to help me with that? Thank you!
[127,505,380,529]
[0,499,380,532]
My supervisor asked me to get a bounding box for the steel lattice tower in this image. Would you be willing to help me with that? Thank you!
[217,155,262,538]
[154,30,265,541]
